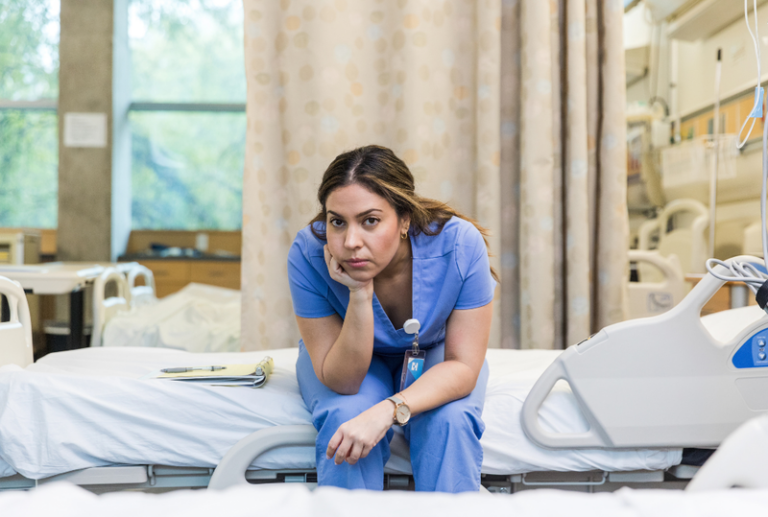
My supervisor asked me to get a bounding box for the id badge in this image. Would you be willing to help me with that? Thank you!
[400,349,426,391]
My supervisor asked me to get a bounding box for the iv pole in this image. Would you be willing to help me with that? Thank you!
[709,48,722,259]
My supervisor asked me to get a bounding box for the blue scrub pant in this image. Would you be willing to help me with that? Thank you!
[296,342,489,492]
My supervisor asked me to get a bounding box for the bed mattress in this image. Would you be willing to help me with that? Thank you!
[0,347,680,480]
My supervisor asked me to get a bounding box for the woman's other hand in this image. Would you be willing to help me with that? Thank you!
[324,245,373,295]
[326,401,393,465]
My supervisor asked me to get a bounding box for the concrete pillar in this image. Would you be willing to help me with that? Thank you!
[57,0,130,261]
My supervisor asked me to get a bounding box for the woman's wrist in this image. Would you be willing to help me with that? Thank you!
[348,283,373,301]
[375,400,395,427]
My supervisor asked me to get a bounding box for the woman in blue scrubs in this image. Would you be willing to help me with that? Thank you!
[288,145,497,492]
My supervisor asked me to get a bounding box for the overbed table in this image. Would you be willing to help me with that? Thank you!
[0,263,106,350]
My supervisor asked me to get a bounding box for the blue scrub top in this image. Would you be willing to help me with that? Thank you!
[287,216,496,356]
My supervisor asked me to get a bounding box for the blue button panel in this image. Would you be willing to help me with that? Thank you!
[733,329,768,368]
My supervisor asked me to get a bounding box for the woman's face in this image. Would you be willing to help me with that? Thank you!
[325,183,409,282]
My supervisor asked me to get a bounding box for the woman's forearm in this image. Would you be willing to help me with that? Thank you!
[397,360,478,416]
[321,288,375,394]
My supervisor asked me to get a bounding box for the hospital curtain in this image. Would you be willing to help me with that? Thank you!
[240,0,502,350]
[499,0,629,349]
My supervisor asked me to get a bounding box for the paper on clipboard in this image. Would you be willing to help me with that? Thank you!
[151,357,274,388]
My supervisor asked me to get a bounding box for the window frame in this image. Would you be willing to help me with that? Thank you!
[125,0,247,231]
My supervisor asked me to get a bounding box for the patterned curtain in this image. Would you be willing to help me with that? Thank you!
[499,0,629,349]
[241,0,502,350]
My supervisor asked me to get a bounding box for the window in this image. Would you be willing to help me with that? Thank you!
[128,0,246,230]
[0,0,59,228]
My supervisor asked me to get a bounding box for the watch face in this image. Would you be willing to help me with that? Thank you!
[396,404,410,424]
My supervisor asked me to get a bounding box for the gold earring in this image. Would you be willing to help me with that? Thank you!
[401,233,407,240]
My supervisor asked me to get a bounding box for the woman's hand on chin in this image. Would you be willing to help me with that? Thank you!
[326,401,394,466]
[324,245,373,295]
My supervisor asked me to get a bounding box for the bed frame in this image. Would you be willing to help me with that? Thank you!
[0,424,699,494]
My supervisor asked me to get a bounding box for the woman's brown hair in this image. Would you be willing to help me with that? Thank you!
[310,144,498,282]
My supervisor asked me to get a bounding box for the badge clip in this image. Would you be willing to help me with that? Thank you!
[400,319,424,391]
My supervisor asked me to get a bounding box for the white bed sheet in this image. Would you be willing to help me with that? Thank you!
[0,347,679,480]
[102,283,241,353]
[4,483,768,517]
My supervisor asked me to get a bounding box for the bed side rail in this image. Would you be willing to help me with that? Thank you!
[522,256,767,449]
[520,347,612,448]
[126,265,156,308]
[208,425,318,490]
[91,268,129,347]
[0,275,33,368]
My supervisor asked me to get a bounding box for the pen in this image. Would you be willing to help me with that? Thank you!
[161,366,227,373]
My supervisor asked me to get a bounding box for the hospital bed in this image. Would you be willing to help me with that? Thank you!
[1,261,765,493]
[0,287,683,492]
[0,346,687,493]
[637,199,709,279]
[627,250,684,318]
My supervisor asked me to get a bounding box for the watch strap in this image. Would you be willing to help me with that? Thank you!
[386,396,409,426]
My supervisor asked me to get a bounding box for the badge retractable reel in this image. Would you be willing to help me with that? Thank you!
[400,318,425,391]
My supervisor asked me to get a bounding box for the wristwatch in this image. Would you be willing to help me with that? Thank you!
[386,395,411,426]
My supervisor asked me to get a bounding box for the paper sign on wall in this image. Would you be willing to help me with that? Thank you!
[64,112,107,148]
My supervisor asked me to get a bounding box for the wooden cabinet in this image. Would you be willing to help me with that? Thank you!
[140,261,191,283]
[138,260,241,298]
[190,262,240,290]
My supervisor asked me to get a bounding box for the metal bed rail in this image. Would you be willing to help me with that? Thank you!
[0,423,701,493]
[0,466,698,494]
